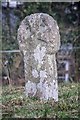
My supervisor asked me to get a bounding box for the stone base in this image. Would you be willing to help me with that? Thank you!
[25,80,58,101]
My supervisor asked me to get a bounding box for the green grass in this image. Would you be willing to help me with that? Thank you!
[1,82,79,119]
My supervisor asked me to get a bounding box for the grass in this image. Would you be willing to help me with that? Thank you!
[1,82,79,119]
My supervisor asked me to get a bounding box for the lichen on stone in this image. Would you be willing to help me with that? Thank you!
[34,44,46,65]
[17,13,60,101]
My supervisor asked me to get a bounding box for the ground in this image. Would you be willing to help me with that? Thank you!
[0,82,79,119]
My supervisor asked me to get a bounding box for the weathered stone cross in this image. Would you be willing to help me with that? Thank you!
[17,13,60,101]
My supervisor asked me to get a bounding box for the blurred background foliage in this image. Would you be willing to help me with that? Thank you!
[1,2,80,84]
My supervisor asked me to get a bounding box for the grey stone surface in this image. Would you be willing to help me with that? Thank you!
[17,13,60,101]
